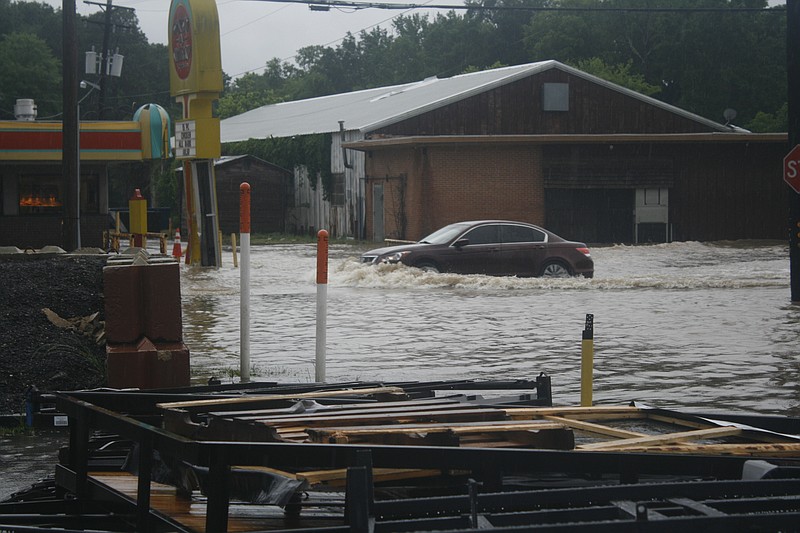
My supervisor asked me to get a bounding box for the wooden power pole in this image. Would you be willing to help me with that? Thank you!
[62,0,79,251]
[789,0,800,302]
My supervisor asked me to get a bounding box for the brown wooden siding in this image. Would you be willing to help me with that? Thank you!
[546,189,635,243]
[540,142,787,242]
[375,70,718,137]
[669,142,788,242]
[544,144,675,189]
[211,157,292,235]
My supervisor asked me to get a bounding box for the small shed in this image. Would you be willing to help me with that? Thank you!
[179,155,292,235]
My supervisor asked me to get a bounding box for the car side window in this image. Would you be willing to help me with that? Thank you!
[462,225,500,245]
[502,225,546,243]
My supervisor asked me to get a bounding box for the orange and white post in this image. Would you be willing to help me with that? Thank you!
[240,182,251,383]
[316,229,329,382]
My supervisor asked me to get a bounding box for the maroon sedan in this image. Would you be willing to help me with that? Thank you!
[362,220,593,278]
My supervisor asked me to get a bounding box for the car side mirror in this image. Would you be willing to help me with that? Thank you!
[454,238,469,248]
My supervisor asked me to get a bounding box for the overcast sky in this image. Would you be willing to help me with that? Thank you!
[41,0,787,81]
[41,0,468,80]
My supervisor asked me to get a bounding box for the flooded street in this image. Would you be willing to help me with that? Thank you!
[0,430,66,500]
[182,240,799,416]
[2,239,797,501]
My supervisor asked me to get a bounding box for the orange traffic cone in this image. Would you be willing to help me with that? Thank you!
[172,228,183,258]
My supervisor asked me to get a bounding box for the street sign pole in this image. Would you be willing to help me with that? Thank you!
[788,0,800,302]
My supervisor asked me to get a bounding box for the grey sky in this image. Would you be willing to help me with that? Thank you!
[41,0,787,81]
[42,0,467,80]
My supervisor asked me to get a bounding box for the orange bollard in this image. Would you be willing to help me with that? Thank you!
[172,228,183,258]
[315,229,329,382]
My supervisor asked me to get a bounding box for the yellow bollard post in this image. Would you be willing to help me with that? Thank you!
[128,189,147,248]
[580,314,594,407]
[232,233,238,268]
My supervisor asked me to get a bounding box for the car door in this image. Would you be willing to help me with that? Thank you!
[450,224,502,274]
[497,224,548,276]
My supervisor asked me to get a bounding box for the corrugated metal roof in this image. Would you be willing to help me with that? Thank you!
[220,60,734,143]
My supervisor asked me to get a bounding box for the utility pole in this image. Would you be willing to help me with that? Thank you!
[63,0,79,251]
[98,0,113,119]
[788,0,800,302]
[85,0,133,119]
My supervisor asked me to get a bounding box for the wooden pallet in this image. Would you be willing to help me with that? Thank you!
[159,395,800,458]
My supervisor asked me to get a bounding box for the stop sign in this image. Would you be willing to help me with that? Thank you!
[784,144,800,193]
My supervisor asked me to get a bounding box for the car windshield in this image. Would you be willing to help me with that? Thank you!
[418,223,472,245]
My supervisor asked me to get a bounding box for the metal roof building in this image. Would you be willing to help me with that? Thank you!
[219,60,783,243]
[220,60,739,143]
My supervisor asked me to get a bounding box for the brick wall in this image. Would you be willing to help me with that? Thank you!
[365,144,545,241]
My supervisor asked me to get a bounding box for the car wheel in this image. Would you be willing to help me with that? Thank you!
[540,261,572,278]
[415,261,440,273]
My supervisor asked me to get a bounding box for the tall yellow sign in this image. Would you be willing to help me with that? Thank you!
[169,0,222,160]
[169,0,222,266]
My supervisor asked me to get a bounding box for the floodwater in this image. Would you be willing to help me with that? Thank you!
[182,240,799,416]
[0,430,66,501]
[2,239,798,501]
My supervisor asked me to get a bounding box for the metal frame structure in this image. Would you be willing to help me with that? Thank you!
[4,379,800,532]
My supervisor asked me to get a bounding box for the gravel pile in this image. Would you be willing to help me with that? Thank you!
[0,254,107,414]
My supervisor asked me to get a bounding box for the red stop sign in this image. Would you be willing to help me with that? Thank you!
[784,144,800,193]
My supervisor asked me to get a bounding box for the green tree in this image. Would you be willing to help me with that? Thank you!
[746,102,788,133]
[573,57,661,96]
[0,32,61,118]
[524,0,784,125]
[218,72,280,119]
[465,0,545,66]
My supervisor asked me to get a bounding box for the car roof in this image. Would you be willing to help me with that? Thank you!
[450,220,548,229]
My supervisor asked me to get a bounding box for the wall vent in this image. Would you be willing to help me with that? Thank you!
[543,83,569,111]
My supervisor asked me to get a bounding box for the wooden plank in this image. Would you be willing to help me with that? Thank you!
[597,442,800,457]
[646,414,799,444]
[307,420,566,437]
[577,426,744,451]
[305,420,569,445]
[646,413,716,430]
[231,465,298,479]
[543,416,647,439]
[247,407,509,429]
[89,472,283,532]
[157,386,408,410]
[297,468,441,486]
[504,406,643,420]
[216,397,465,419]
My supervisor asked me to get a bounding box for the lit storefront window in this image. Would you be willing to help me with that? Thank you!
[18,175,99,215]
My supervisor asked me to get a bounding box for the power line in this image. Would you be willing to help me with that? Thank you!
[227,0,441,79]
[242,0,785,14]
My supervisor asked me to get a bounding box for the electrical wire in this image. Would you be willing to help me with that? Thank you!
[241,0,785,13]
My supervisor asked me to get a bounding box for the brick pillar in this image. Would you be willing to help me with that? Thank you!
[103,256,190,389]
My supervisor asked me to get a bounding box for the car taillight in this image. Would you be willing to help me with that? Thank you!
[576,247,591,256]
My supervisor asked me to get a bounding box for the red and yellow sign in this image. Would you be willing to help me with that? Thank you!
[168,0,223,266]
[168,0,223,98]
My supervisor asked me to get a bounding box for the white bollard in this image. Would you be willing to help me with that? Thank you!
[240,183,251,383]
